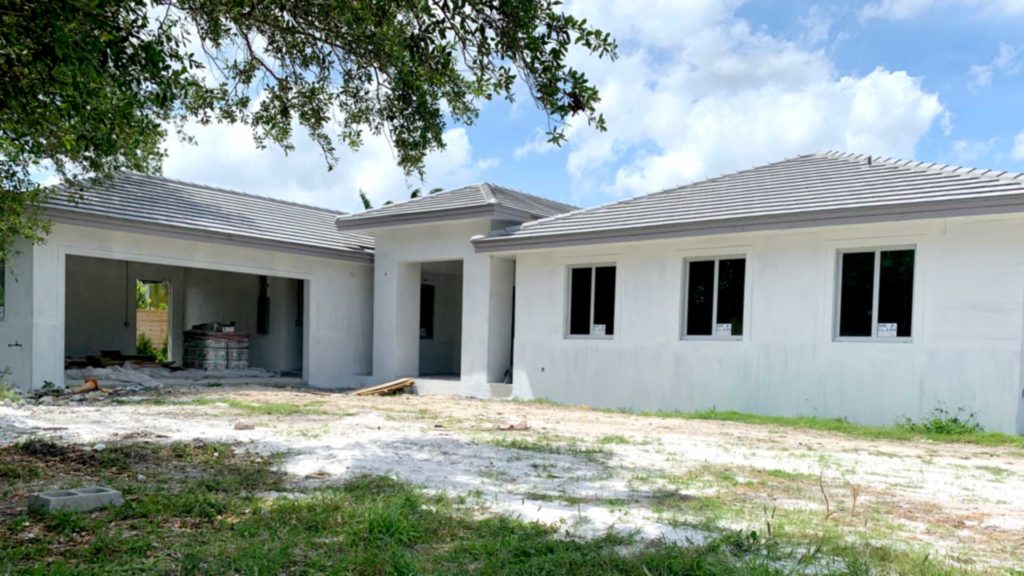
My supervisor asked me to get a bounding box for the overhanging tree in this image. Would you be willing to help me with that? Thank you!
[0,0,616,265]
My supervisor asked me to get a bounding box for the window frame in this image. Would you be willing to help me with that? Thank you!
[564,263,617,340]
[0,261,5,322]
[681,255,747,341]
[833,245,916,343]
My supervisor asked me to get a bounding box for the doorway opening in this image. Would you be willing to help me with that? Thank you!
[418,260,463,378]
[136,279,170,362]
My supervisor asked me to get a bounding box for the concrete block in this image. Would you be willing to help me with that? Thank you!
[28,486,123,513]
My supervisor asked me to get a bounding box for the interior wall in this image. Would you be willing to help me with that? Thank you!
[419,261,463,376]
[248,277,304,373]
[64,256,136,358]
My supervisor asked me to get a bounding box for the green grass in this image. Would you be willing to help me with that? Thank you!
[0,440,992,575]
[625,408,1024,448]
[0,382,20,403]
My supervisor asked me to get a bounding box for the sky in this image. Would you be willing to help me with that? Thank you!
[161,0,1024,213]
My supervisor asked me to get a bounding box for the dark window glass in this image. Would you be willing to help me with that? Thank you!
[878,250,914,337]
[686,260,715,336]
[568,267,592,335]
[716,259,745,336]
[593,266,616,336]
[419,284,435,339]
[839,252,875,337]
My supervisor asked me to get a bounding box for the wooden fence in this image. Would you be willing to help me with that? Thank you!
[137,309,169,348]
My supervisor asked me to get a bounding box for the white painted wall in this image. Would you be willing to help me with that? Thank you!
[511,214,1024,434]
[370,219,515,387]
[0,239,34,387]
[11,222,372,391]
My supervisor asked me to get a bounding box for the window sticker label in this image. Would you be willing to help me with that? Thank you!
[715,323,733,337]
[592,324,606,336]
[877,323,898,338]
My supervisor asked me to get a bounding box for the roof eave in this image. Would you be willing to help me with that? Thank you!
[47,209,375,264]
[473,194,1024,254]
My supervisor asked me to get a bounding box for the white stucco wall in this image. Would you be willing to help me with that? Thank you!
[370,219,515,387]
[4,222,372,391]
[510,214,1024,434]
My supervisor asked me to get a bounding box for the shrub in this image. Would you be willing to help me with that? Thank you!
[897,406,983,436]
[136,333,168,363]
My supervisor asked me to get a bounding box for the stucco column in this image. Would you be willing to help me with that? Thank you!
[460,253,491,383]
[372,254,420,380]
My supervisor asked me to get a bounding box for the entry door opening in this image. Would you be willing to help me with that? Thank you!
[418,260,463,378]
[136,279,170,362]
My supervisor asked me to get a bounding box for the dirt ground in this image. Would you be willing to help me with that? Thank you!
[2,385,1023,571]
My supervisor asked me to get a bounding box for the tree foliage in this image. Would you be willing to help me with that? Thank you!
[0,0,616,265]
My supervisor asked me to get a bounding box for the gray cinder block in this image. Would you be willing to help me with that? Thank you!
[28,486,124,513]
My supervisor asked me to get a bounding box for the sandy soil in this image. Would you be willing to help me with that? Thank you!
[2,385,1022,571]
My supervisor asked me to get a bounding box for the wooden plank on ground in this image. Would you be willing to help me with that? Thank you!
[352,378,415,397]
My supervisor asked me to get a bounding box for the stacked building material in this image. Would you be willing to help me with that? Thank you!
[183,330,250,370]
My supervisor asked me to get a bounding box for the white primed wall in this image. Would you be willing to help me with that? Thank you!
[4,223,372,391]
[370,219,515,387]
[511,214,1024,434]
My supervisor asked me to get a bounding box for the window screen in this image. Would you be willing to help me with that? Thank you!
[420,283,435,339]
[684,257,745,337]
[568,265,615,336]
[838,249,914,338]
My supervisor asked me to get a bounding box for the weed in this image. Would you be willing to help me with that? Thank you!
[596,434,631,445]
[896,406,982,436]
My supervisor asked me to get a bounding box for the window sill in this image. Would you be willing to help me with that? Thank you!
[564,335,614,341]
[682,336,743,342]
[833,337,913,343]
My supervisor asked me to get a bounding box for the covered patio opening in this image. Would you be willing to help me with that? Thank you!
[418,260,463,379]
[63,255,306,387]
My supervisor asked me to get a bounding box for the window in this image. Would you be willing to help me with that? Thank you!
[420,283,435,339]
[837,248,915,339]
[0,262,5,321]
[567,265,616,337]
[683,257,746,338]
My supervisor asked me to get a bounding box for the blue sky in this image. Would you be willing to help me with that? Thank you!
[163,0,1024,213]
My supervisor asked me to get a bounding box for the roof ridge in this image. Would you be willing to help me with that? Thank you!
[820,151,1024,183]
[117,171,351,216]
[482,181,579,211]
[349,183,484,216]
[511,154,822,233]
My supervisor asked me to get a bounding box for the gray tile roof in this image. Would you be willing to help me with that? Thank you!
[334,183,577,231]
[475,152,1024,252]
[46,172,374,261]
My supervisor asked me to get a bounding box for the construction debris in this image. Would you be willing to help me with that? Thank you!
[497,420,530,431]
[72,378,107,395]
[352,378,415,397]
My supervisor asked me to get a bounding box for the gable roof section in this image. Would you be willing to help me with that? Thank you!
[474,152,1024,252]
[46,172,374,262]
[334,183,578,231]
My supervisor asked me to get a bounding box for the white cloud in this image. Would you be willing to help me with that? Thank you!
[800,5,834,45]
[559,0,945,200]
[162,122,496,213]
[952,138,996,162]
[968,43,1023,88]
[860,0,1024,21]
[1013,131,1024,161]
[514,130,557,159]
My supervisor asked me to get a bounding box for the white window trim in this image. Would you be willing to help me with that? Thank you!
[834,245,915,343]
[0,262,5,322]
[565,263,616,340]
[681,255,746,341]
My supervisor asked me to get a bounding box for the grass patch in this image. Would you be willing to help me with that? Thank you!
[485,436,611,460]
[596,434,631,445]
[0,382,20,403]
[634,408,1024,448]
[0,440,991,575]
